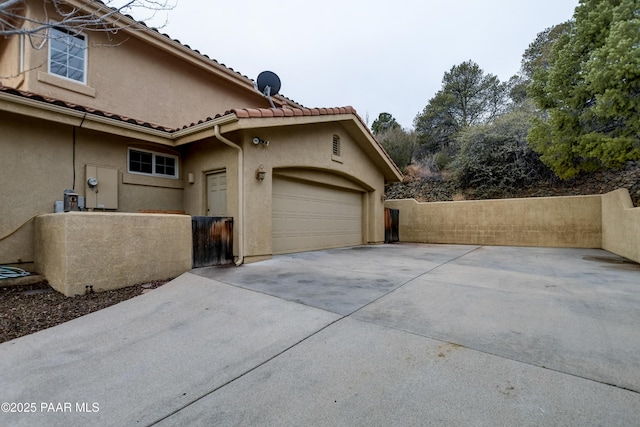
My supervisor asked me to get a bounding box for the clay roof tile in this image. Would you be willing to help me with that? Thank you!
[0,85,177,132]
[245,108,262,118]
[231,109,249,118]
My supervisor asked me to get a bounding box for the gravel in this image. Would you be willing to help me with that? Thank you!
[0,279,171,344]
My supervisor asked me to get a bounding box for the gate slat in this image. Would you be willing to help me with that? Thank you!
[192,216,234,267]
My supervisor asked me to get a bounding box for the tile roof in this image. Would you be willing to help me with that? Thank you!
[142,33,302,107]
[0,85,178,132]
[1,85,399,177]
[230,106,357,119]
[0,86,361,134]
[99,3,303,107]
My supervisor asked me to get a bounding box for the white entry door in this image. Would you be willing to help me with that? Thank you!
[206,172,227,216]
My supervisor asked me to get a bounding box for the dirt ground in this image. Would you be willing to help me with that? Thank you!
[0,279,170,344]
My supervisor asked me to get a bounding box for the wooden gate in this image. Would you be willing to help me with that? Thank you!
[384,208,399,243]
[192,216,234,268]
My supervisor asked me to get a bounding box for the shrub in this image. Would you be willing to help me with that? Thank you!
[451,109,554,196]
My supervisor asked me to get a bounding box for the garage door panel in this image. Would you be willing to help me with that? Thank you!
[272,178,362,254]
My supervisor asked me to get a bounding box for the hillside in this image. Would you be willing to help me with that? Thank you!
[385,161,640,208]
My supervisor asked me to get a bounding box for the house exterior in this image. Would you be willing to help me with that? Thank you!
[0,0,403,284]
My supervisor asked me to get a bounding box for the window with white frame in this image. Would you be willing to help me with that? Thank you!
[128,148,178,178]
[49,27,87,83]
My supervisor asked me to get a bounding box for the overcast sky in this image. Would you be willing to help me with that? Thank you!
[143,0,578,129]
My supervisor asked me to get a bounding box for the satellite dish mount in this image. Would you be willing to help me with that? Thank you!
[255,71,281,109]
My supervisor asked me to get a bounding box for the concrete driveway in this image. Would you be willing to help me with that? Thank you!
[1,244,639,426]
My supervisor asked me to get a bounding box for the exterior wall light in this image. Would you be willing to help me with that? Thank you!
[256,164,266,181]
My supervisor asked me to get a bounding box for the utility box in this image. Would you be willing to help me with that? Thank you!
[85,165,118,210]
[63,189,80,212]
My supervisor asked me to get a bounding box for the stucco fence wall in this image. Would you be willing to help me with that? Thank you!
[385,189,639,264]
[35,213,192,296]
[602,189,640,263]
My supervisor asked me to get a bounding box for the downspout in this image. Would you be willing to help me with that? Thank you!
[213,124,244,266]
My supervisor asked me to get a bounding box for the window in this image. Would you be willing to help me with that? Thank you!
[332,135,341,156]
[128,148,178,178]
[49,27,87,83]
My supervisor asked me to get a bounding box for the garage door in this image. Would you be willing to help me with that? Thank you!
[272,178,363,254]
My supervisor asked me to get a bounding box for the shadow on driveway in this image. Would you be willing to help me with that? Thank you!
[2,244,639,426]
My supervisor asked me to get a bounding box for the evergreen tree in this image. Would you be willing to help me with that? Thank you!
[415,60,507,154]
[528,0,640,179]
[371,112,400,135]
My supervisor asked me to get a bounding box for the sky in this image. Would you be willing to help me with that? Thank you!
[139,0,578,130]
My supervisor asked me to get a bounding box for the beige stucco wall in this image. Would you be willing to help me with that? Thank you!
[240,122,387,261]
[602,189,640,264]
[385,195,603,248]
[181,122,388,262]
[34,212,192,296]
[0,3,271,128]
[0,112,185,265]
[0,30,23,87]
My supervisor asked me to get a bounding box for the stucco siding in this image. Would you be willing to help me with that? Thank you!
[385,195,602,248]
[34,212,192,296]
[1,4,270,128]
[239,123,387,259]
[0,113,185,265]
[602,189,640,264]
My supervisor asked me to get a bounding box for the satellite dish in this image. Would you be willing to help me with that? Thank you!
[256,71,281,108]
[257,71,281,96]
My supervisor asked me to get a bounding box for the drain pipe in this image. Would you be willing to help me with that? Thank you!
[214,124,244,266]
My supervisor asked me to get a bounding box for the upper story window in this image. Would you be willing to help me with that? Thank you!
[128,148,178,179]
[49,27,87,83]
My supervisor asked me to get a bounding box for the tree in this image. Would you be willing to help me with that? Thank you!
[0,0,175,38]
[376,126,417,171]
[528,0,640,179]
[371,112,400,135]
[520,22,571,80]
[414,60,508,154]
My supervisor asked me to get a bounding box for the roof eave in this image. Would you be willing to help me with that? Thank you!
[0,90,175,144]
[172,115,239,145]
[62,0,294,107]
[230,113,403,182]
[0,88,245,146]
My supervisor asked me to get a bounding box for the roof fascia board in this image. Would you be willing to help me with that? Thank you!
[126,32,257,92]
[172,115,239,146]
[0,91,174,145]
[232,114,403,181]
[0,88,244,146]
[62,0,260,95]
[63,1,299,107]
[233,114,347,130]
[341,118,404,181]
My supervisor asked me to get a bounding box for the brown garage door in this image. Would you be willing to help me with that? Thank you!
[272,178,363,254]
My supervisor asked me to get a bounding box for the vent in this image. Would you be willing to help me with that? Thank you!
[332,135,341,156]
